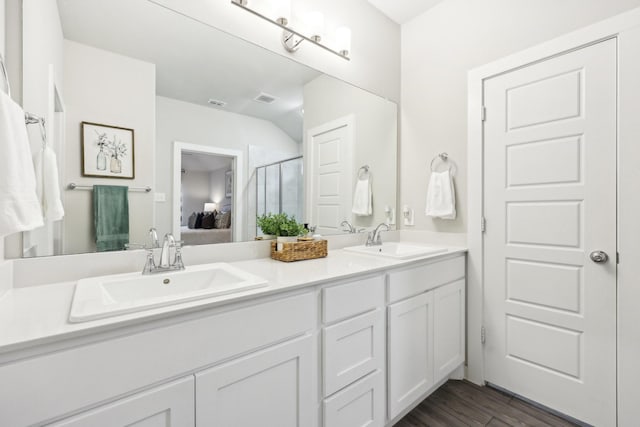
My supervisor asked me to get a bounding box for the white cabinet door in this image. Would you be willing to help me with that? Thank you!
[323,370,385,427]
[323,308,384,396]
[434,279,465,383]
[51,377,194,427]
[196,335,314,427]
[387,292,434,420]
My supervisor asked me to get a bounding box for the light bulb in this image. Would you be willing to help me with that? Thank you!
[307,11,324,42]
[335,26,352,57]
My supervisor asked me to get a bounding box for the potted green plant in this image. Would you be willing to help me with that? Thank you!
[256,213,305,243]
[256,213,279,240]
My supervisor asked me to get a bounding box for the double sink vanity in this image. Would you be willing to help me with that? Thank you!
[0,240,466,427]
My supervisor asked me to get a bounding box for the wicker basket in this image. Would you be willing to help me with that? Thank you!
[270,239,328,262]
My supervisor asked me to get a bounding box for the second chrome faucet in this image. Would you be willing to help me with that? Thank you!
[366,223,389,247]
[137,229,185,275]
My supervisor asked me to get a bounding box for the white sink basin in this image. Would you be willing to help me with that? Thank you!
[344,242,448,260]
[69,263,268,323]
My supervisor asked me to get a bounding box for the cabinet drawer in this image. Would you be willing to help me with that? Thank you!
[323,275,385,324]
[51,376,195,427]
[323,309,384,397]
[323,370,385,427]
[388,255,465,303]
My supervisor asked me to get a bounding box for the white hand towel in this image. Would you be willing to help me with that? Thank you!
[425,170,456,219]
[33,145,65,222]
[0,91,43,237]
[352,177,372,216]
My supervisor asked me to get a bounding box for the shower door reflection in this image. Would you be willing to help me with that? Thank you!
[256,156,304,237]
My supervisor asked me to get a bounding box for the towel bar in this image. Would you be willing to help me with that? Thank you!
[67,183,152,193]
[25,112,47,147]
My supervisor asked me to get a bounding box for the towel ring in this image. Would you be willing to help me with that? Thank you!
[358,165,370,179]
[430,153,456,175]
[25,112,47,148]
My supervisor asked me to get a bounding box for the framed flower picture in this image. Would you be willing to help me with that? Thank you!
[225,170,233,197]
[81,121,135,179]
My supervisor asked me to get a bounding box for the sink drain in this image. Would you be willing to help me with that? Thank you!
[163,278,170,285]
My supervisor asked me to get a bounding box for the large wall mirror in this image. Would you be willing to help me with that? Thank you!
[18,0,397,258]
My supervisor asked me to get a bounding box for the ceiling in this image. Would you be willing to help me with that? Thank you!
[366,0,444,24]
[57,0,322,142]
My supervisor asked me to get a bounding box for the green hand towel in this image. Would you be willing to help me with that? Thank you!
[93,185,129,252]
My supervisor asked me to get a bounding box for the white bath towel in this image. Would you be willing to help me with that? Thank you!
[0,91,43,237]
[425,170,456,219]
[352,177,372,216]
[33,145,65,222]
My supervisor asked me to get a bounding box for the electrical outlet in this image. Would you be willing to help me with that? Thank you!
[402,205,414,226]
[385,205,396,225]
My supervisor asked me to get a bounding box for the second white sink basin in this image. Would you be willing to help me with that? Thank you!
[344,242,447,260]
[69,263,268,323]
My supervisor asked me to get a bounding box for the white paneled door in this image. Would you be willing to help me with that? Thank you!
[483,39,616,426]
[307,117,353,235]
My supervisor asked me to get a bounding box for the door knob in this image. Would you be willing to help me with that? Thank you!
[590,250,609,263]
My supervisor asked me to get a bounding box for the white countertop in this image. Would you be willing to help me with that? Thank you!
[0,247,466,357]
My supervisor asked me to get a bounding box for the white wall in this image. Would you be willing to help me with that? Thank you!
[303,74,397,229]
[149,0,400,102]
[155,96,299,241]
[19,0,65,257]
[0,0,8,290]
[0,0,5,58]
[4,0,20,106]
[22,0,63,127]
[618,21,640,426]
[2,0,23,258]
[181,171,212,226]
[63,40,156,254]
[0,0,5,263]
[209,168,231,210]
[401,0,640,234]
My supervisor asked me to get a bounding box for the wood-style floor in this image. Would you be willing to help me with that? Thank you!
[395,380,579,427]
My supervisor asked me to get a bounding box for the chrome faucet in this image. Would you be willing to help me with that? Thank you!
[341,220,365,234]
[159,233,176,268]
[366,223,390,247]
[341,220,356,233]
[149,227,159,249]
[126,230,185,274]
[142,233,185,275]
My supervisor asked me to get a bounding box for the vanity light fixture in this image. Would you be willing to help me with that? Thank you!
[230,0,351,61]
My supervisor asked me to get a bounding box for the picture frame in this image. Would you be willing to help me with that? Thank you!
[225,170,233,197]
[81,121,135,179]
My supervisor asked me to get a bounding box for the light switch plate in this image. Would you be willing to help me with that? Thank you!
[154,192,166,202]
[402,205,414,226]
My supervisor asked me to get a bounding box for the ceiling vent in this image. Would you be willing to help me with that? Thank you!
[208,98,227,107]
[254,92,278,104]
